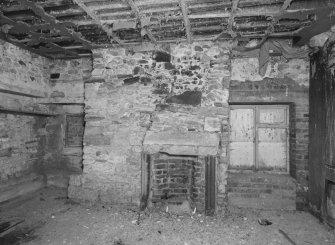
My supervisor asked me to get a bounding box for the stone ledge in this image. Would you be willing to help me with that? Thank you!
[143,131,220,155]
[144,131,219,147]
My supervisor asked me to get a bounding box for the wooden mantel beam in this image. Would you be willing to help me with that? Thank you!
[179,0,192,43]
[72,0,123,45]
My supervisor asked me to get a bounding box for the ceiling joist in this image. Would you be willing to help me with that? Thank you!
[72,0,123,45]
[214,0,240,40]
[20,0,92,49]
[282,0,293,11]
[0,0,334,58]
[179,0,192,43]
[124,0,157,43]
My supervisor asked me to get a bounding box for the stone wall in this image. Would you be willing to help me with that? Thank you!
[0,41,50,202]
[0,40,50,97]
[69,42,232,208]
[229,56,309,209]
[43,58,92,187]
[69,41,310,211]
[0,40,91,201]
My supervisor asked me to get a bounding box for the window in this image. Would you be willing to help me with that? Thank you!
[229,105,289,172]
[65,114,84,147]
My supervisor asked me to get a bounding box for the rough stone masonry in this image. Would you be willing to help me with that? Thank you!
[0,41,91,202]
[69,41,231,208]
[68,40,309,210]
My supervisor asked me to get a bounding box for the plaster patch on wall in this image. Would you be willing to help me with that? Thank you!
[231,58,262,81]
[231,57,309,87]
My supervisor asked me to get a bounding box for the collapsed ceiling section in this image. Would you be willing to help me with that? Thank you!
[0,0,334,59]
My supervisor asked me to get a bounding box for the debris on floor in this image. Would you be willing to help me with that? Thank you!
[278,229,297,245]
[0,188,334,245]
[258,218,272,226]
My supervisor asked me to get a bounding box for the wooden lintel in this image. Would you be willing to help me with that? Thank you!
[72,0,123,45]
[179,0,192,43]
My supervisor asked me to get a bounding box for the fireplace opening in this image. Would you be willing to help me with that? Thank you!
[326,180,335,226]
[151,154,199,206]
[141,152,216,215]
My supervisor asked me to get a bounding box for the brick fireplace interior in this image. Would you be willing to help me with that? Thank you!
[151,154,200,205]
[141,152,216,214]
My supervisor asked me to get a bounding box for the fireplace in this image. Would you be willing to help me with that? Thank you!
[141,152,216,215]
[140,130,219,215]
[152,154,205,209]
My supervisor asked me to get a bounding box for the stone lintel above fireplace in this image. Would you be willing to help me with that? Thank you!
[143,131,220,156]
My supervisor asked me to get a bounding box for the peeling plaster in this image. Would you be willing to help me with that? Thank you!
[231,57,309,87]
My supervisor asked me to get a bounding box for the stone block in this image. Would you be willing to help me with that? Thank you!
[197,146,219,156]
[166,91,202,106]
[69,174,83,187]
[0,148,12,157]
[143,131,220,147]
[204,117,221,132]
[84,135,111,146]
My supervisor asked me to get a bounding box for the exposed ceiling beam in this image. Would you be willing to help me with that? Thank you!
[189,4,323,19]
[294,7,335,46]
[179,0,192,43]
[62,45,86,49]
[282,0,293,10]
[123,0,157,43]
[88,28,303,49]
[214,0,240,41]
[70,5,323,26]
[20,0,93,50]
[0,31,49,58]
[0,13,80,58]
[72,0,123,44]
[47,42,81,57]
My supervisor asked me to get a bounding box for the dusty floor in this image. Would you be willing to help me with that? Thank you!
[0,187,334,245]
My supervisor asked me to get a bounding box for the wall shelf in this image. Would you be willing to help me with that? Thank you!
[35,98,84,105]
[0,88,45,98]
[0,108,58,117]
